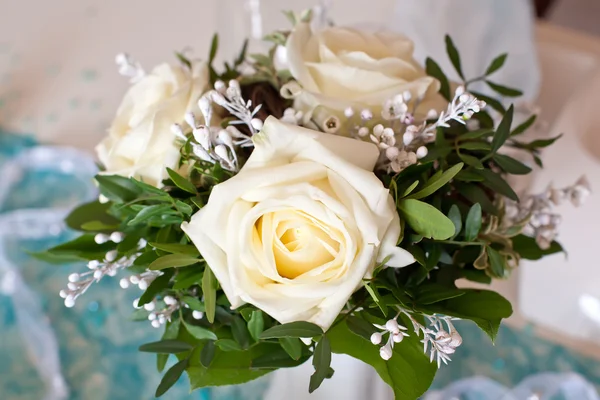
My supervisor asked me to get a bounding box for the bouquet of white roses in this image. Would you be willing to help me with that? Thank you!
[40,9,590,399]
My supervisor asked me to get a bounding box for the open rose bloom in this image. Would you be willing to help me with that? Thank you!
[182,117,414,330]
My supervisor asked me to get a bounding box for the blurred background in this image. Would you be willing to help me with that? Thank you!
[1,0,599,399]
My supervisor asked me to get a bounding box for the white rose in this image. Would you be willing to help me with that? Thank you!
[285,23,445,120]
[182,117,414,330]
[96,62,209,187]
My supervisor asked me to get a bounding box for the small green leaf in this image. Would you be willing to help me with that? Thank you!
[448,205,462,239]
[459,142,491,151]
[181,296,205,311]
[309,336,332,393]
[491,105,514,154]
[128,204,174,226]
[464,203,482,241]
[416,284,465,305]
[407,163,463,200]
[175,200,193,215]
[459,184,497,215]
[209,33,218,63]
[511,115,537,136]
[232,317,251,349]
[175,51,192,69]
[475,169,519,201]
[425,57,451,100]
[202,268,217,323]
[65,201,120,232]
[471,92,506,114]
[398,199,456,240]
[494,154,532,175]
[346,316,377,341]
[458,153,484,169]
[260,321,323,339]
[485,53,508,76]
[200,341,216,368]
[166,167,197,194]
[139,340,193,354]
[279,337,303,360]
[406,245,426,266]
[455,170,485,182]
[138,270,173,306]
[235,39,249,66]
[149,242,199,256]
[282,10,297,25]
[251,346,310,369]
[486,81,523,97]
[157,319,181,372]
[512,235,564,260]
[516,134,563,150]
[214,339,242,352]
[174,269,204,290]
[155,358,189,397]
[148,254,200,270]
[487,247,507,277]
[184,321,217,341]
[248,311,265,341]
[95,174,141,203]
[457,128,494,141]
[445,35,464,79]
[401,181,420,198]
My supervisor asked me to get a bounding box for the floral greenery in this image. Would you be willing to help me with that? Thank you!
[38,22,567,400]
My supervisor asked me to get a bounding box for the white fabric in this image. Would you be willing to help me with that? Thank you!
[389,0,540,101]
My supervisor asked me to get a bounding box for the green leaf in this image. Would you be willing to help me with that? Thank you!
[487,247,507,277]
[494,154,532,175]
[406,245,425,266]
[251,347,310,369]
[174,269,204,290]
[200,341,216,368]
[248,311,265,341]
[511,115,537,136]
[471,92,506,114]
[260,321,323,339]
[139,340,193,354]
[416,283,465,305]
[407,163,463,200]
[457,128,494,141]
[445,35,464,79]
[309,336,332,393]
[458,153,484,169]
[127,204,174,226]
[138,270,173,307]
[181,296,205,312]
[462,269,492,284]
[448,205,462,240]
[346,315,377,341]
[421,290,512,341]
[175,51,192,69]
[475,169,519,201]
[175,200,193,215]
[485,53,508,76]
[65,201,120,232]
[148,254,199,270]
[156,358,189,397]
[458,142,491,151]
[329,320,437,399]
[279,337,303,360]
[464,203,482,241]
[232,317,251,349]
[184,321,217,341]
[157,319,181,372]
[398,199,455,240]
[166,167,197,194]
[215,339,242,352]
[95,174,141,203]
[486,81,523,97]
[234,39,249,66]
[401,181,420,198]
[458,184,497,215]
[455,170,485,182]
[209,33,218,63]
[425,57,451,100]
[511,235,564,260]
[516,134,563,150]
[491,105,514,154]
[282,10,297,25]
[202,267,217,323]
[149,242,199,256]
